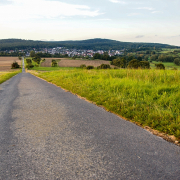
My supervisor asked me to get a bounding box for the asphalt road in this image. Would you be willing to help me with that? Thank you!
[0,70,180,179]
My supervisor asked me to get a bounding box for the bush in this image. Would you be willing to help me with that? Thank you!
[97,64,111,69]
[174,58,180,66]
[128,59,140,69]
[114,67,119,69]
[111,58,126,68]
[80,64,86,68]
[11,61,20,69]
[86,66,94,70]
[155,63,165,70]
[139,61,150,69]
[25,63,34,69]
[51,60,58,67]
[26,59,32,64]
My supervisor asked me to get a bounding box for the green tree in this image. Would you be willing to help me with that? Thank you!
[51,60,58,67]
[144,55,149,61]
[174,58,180,66]
[11,61,20,69]
[150,55,158,61]
[111,58,127,68]
[30,50,35,57]
[128,59,140,69]
[93,53,102,60]
[139,61,150,69]
[155,63,165,70]
[97,64,111,69]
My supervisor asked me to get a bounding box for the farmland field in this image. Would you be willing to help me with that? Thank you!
[0,57,21,71]
[41,58,113,68]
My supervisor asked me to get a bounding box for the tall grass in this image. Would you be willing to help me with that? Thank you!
[30,69,180,139]
[0,71,21,84]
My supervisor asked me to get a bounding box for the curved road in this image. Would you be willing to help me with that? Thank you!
[0,67,180,179]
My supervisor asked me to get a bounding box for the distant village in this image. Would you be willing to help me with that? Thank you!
[7,47,125,57]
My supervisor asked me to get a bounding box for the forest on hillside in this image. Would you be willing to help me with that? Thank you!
[0,38,178,51]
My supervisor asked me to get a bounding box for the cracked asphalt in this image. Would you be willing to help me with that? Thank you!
[0,70,180,179]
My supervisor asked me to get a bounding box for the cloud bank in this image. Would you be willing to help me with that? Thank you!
[0,0,101,21]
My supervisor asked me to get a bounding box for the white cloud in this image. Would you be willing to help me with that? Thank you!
[109,0,127,4]
[96,19,111,21]
[0,0,101,22]
[136,35,144,38]
[151,11,163,14]
[136,7,154,10]
[128,13,141,16]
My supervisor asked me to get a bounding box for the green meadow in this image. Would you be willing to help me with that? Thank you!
[29,68,180,140]
[0,71,21,84]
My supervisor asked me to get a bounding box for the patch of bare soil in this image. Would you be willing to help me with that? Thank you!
[0,57,21,71]
[41,58,114,68]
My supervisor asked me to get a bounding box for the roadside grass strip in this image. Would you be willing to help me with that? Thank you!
[29,69,180,140]
[0,71,21,84]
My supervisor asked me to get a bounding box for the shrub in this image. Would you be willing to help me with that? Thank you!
[139,61,150,69]
[26,59,32,64]
[155,63,165,70]
[97,64,111,69]
[114,67,119,69]
[111,58,126,68]
[86,66,94,70]
[80,64,86,68]
[11,61,20,69]
[174,58,180,66]
[51,60,58,67]
[128,59,140,69]
[25,63,34,69]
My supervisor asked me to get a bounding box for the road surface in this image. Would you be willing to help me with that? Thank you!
[0,69,180,179]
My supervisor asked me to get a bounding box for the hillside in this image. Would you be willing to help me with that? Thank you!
[0,38,178,51]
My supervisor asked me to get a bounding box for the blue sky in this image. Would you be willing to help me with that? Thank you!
[0,0,180,46]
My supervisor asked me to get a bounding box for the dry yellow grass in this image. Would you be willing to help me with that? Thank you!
[0,57,21,71]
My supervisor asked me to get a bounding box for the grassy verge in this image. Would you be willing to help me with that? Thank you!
[29,69,180,140]
[0,70,21,84]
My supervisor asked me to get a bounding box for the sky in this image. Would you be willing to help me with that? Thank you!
[0,0,180,46]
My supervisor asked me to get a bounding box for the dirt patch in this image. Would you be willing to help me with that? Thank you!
[0,57,21,71]
[41,58,114,68]
[41,58,63,67]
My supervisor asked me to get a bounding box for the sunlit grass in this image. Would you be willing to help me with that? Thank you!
[29,68,180,139]
[0,71,21,84]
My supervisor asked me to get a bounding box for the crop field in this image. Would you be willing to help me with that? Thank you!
[41,58,62,67]
[29,68,180,141]
[0,57,21,71]
[41,58,113,68]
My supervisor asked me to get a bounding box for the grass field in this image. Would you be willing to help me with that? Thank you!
[0,71,21,84]
[29,68,180,141]
[150,61,180,70]
[0,57,21,71]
